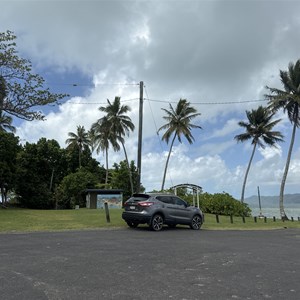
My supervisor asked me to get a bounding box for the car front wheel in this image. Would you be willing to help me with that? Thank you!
[150,214,164,231]
[190,215,202,230]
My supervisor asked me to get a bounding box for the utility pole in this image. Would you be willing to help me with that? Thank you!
[136,81,144,193]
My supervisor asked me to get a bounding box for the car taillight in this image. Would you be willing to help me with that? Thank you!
[138,201,154,207]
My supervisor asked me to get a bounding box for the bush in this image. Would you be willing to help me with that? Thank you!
[16,182,54,209]
[54,168,98,209]
[199,192,251,217]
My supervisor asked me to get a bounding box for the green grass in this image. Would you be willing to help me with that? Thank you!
[0,208,299,233]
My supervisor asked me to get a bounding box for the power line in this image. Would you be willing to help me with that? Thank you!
[47,81,269,106]
[58,98,139,105]
[47,82,140,87]
[145,98,268,105]
[60,97,268,106]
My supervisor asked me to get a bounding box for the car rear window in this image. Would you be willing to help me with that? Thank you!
[128,194,151,202]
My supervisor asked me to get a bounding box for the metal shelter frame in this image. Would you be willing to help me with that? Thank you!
[170,183,202,208]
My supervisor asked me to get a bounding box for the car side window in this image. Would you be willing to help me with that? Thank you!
[173,197,186,206]
[157,196,174,204]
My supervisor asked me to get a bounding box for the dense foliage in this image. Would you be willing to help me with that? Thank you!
[54,168,99,209]
[13,138,105,209]
[1,134,139,209]
[15,138,68,208]
[0,131,20,204]
[199,192,251,217]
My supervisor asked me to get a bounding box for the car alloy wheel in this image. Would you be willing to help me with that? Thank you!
[190,215,202,230]
[151,214,163,231]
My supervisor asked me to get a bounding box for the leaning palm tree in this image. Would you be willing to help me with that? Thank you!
[98,97,135,194]
[265,59,300,220]
[158,99,202,191]
[90,117,120,185]
[65,125,90,168]
[234,106,284,203]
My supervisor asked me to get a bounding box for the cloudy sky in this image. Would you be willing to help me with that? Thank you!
[1,0,300,200]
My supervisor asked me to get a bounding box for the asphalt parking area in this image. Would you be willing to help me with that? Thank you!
[1,228,299,300]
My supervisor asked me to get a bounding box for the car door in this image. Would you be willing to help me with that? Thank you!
[156,196,177,221]
[171,196,191,223]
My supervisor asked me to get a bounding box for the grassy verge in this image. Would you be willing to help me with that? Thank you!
[0,208,299,233]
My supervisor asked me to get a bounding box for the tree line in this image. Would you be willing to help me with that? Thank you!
[1,30,300,219]
[0,132,142,208]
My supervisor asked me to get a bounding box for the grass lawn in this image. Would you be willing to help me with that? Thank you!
[0,208,300,233]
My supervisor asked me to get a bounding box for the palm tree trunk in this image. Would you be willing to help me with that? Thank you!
[105,148,109,186]
[241,142,257,203]
[78,147,82,168]
[121,142,134,195]
[161,134,177,191]
[279,122,297,220]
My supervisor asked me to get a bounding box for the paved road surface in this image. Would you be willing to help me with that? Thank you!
[0,227,299,299]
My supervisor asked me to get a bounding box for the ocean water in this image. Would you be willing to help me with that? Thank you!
[249,206,300,219]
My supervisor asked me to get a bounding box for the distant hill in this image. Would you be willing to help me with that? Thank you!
[245,194,300,207]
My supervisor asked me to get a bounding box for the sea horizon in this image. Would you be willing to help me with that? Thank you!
[249,206,300,219]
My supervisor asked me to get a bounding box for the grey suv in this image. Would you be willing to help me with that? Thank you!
[122,193,204,231]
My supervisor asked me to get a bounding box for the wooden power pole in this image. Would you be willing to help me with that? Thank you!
[136,81,144,193]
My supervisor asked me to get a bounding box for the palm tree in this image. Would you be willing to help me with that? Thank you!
[90,117,120,185]
[158,99,202,191]
[65,125,90,168]
[97,97,135,194]
[234,106,284,203]
[265,59,300,220]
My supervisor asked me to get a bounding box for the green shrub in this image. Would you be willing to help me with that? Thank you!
[199,192,251,217]
[54,168,98,209]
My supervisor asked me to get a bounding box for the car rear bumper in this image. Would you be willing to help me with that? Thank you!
[122,211,152,224]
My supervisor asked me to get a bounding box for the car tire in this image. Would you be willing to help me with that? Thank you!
[190,215,202,230]
[150,214,164,231]
[126,221,139,228]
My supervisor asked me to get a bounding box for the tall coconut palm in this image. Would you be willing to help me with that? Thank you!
[98,97,135,194]
[65,125,90,168]
[265,59,300,220]
[90,117,120,185]
[234,106,284,203]
[158,99,202,191]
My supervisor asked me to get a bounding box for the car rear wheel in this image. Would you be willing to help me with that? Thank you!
[190,215,202,230]
[126,221,139,228]
[150,214,164,231]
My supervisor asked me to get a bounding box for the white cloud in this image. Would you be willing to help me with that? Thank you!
[208,119,240,139]
[259,146,282,160]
